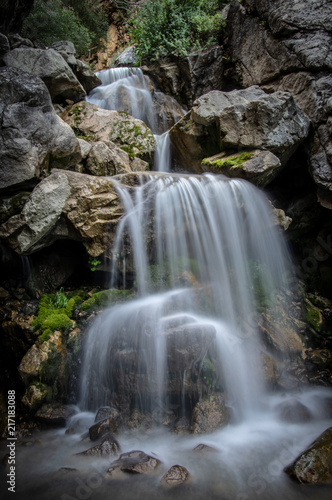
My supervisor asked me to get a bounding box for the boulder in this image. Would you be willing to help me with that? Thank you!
[190,394,230,434]
[114,46,139,67]
[0,67,81,193]
[21,382,50,412]
[89,417,119,441]
[3,48,86,103]
[35,403,76,426]
[275,399,312,424]
[61,101,156,163]
[161,465,191,487]
[85,141,135,176]
[79,433,120,457]
[107,450,161,476]
[0,170,123,257]
[170,87,310,179]
[284,427,332,484]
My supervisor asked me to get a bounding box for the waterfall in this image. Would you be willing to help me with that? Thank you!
[80,173,291,422]
[86,67,184,171]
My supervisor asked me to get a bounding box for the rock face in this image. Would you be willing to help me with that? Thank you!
[0,67,81,192]
[0,170,123,257]
[285,427,332,483]
[3,48,86,103]
[170,86,310,182]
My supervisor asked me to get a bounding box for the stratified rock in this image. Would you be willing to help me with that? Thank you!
[0,67,81,192]
[35,403,76,426]
[285,427,332,484]
[3,48,86,103]
[190,394,230,434]
[170,86,309,179]
[275,399,311,424]
[107,450,161,476]
[79,433,120,457]
[61,101,156,163]
[161,465,190,487]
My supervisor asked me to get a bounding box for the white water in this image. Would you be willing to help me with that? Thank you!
[86,67,184,171]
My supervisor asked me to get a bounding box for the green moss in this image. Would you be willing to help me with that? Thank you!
[80,289,133,312]
[305,301,322,332]
[201,357,216,392]
[203,152,254,170]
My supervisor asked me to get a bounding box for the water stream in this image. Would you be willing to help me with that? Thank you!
[4,68,332,500]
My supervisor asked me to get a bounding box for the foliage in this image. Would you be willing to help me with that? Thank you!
[50,287,68,309]
[88,257,102,271]
[80,288,133,312]
[22,0,108,55]
[130,0,226,60]
[202,152,254,170]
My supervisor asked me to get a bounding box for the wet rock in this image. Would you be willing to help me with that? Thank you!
[21,382,50,412]
[85,141,132,176]
[95,406,121,423]
[161,464,190,487]
[285,427,332,484]
[170,87,309,179]
[275,399,312,424]
[193,443,218,455]
[191,394,230,434]
[61,101,156,163]
[173,416,191,434]
[0,67,81,193]
[78,433,120,457]
[107,450,161,476]
[35,403,76,426]
[89,417,119,441]
[3,47,86,103]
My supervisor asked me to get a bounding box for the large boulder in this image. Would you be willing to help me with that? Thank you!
[61,101,156,163]
[170,86,310,182]
[0,169,123,257]
[3,47,86,103]
[0,67,81,193]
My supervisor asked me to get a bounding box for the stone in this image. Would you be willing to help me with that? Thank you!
[21,383,49,412]
[114,46,139,67]
[170,87,309,178]
[161,465,190,487]
[85,141,132,176]
[107,450,161,476]
[0,67,81,193]
[79,433,120,457]
[193,443,218,455]
[95,406,121,423]
[89,417,119,441]
[3,48,86,103]
[190,394,230,434]
[61,101,156,163]
[35,403,76,426]
[284,427,332,484]
[0,33,9,63]
[0,170,123,257]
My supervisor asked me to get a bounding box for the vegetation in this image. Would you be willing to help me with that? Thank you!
[80,288,133,312]
[130,0,226,60]
[22,0,108,55]
[202,152,254,170]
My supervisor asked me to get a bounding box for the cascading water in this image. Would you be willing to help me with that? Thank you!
[86,67,185,171]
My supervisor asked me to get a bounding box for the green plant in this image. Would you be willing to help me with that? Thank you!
[88,257,101,271]
[130,0,225,61]
[50,287,68,309]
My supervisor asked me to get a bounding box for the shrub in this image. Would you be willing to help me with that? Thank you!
[130,0,226,60]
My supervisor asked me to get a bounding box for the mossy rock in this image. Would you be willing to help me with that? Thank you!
[80,289,133,312]
[202,151,254,171]
[305,299,323,333]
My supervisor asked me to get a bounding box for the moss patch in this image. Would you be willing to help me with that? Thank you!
[80,289,133,312]
[203,151,254,170]
[305,300,322,332]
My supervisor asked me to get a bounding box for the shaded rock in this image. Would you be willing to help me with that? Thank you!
[78,433,120,457]
[0,67,81,193]
[0,33,9,63]
[95,406,121,423]
[35,403,76,426]
[285,427,332,484]
[0,170,123,257]
[170,87,309,178]
[61,101,156,163]
[89,417,119,441]
[142,45,224,107]
[8,33,34,50]
[275,399,312,424]
[191,394,230,434]
[85,141,132,176]
[107,450,161,476]
[3,48,86,103]
[172,416,191,434]
[21,382,50,412]
[0,192,31,224]
[161,464,190,488]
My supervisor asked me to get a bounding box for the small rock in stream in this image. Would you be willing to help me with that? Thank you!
[161,464,191,487]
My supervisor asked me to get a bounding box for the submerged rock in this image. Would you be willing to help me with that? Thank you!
[107,450,161,476]
[275,399,312,424]
[161,464,191,487]
[285,427,332,484]
[78,433,120,457]
[89,417,119,441]
[35,403,76,426]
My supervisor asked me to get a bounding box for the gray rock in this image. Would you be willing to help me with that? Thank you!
[0,67,81,192]
[85,141,132,176]
[0,33,9,63]
[3,47,86,102]
[107,450,161,476]
[89,417,120,441]
[114,46,139,67]
[79,433,120,457]
[35,403,76,427]
[170,86,310,177]
[190,394,230,434]
[275,399,311,424]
